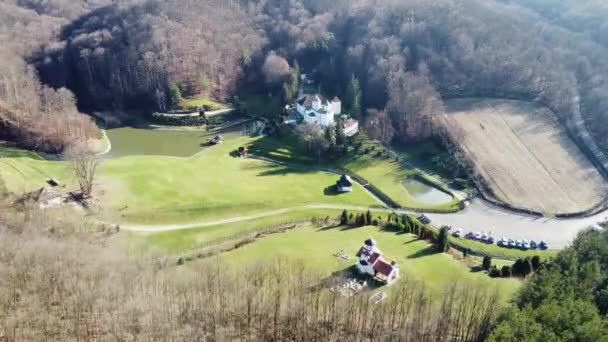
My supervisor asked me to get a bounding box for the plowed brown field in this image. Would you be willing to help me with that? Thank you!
[440,98,608,214]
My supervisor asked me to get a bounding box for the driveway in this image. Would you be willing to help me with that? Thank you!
[425,198,606,248]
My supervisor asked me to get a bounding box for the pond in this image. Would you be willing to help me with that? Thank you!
[105,126,244,158]
[402,177,453,205]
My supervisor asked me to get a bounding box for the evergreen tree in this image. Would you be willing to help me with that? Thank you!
[169,82,182,107]
[344,74,362,118]
[325,125,337,151]
[522,257,533,276]
[531,255,541,271]
[366,210,372,226]
[501,265,512,277]
[348,213,354,225]
[336,120,346,146]
[436,226,450,253]
[419,225,427,239]
[340,209,348,225]
[482,256,492,271]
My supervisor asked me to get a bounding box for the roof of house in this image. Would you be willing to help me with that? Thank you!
[373,260,395,277]
[297,94,329,108]
[337,174,353,187]
[343,119,358,129]
[368,252,382,265]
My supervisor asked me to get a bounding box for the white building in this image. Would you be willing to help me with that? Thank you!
[342,118,359,137]
[296,94,341,128]
[336,174,353,192]
[355,239,400,285]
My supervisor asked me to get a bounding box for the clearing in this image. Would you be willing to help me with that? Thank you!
[440,98,608,214]
[216,224,521,301]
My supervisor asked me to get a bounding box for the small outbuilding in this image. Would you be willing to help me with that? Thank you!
[208,135,224,145]
[336,174,353,192]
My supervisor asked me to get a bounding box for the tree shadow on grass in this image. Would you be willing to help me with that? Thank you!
[469,265,483,273]
[239,162,316,176]
[407,246,439,259]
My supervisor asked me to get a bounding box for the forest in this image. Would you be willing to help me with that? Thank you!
[2,0,608,152]
[0,202,501,341]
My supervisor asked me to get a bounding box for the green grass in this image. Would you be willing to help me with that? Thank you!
[128,208,343,254]
[338,136,461,210]
[0,143,43,159]
[218,224,521,301]
[179,96,227,111]
[99,135,377,224]
[247,133,461,211]
[0,157,72,194]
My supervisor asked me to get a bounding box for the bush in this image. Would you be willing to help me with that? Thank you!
[531,255,541,271]
[177,257,185,266]
[482,256,492,271]
[436,226,450,253]
[501,265,512,277]
[488,266,501,278]
[340,210,348,225]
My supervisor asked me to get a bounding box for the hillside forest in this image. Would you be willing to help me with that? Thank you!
[1,0,608,153]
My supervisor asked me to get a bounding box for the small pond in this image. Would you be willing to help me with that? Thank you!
[105,126,243,158]
[402,177,453,204]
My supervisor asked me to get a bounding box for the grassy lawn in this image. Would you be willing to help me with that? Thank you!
[99,135,378,224]
[0,157,72,194]
[179,96,227,111]
[0,143,43,159]
[250,132,462,211]
[217,224,521,301]
[128,208,343,254]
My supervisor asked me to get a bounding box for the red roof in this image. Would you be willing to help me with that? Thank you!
[373,260,395,277]
[368,252,381,265]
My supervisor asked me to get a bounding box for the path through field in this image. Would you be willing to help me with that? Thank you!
[121,199,608,249]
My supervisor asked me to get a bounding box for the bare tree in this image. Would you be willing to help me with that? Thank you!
[262,51,291,85]
[65,145,99,198]
[365,108,395,144]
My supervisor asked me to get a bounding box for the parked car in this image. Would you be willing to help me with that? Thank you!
[465,232,475,239]
[522,240,530,250]
[487,236,495,244]
[452,229,463,238]
[507,239,515,248]
[515,240,522,249]
[498,237,507,247]
[530,240,538,249]
[481,233,488,242]
[474,232,482,240]
[539,241,548,250]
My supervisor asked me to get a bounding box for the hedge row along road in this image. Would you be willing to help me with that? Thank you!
[121,197,607,249]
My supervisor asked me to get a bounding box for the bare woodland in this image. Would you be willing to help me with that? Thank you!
[4,0,608,153]
[0,204,500,341]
